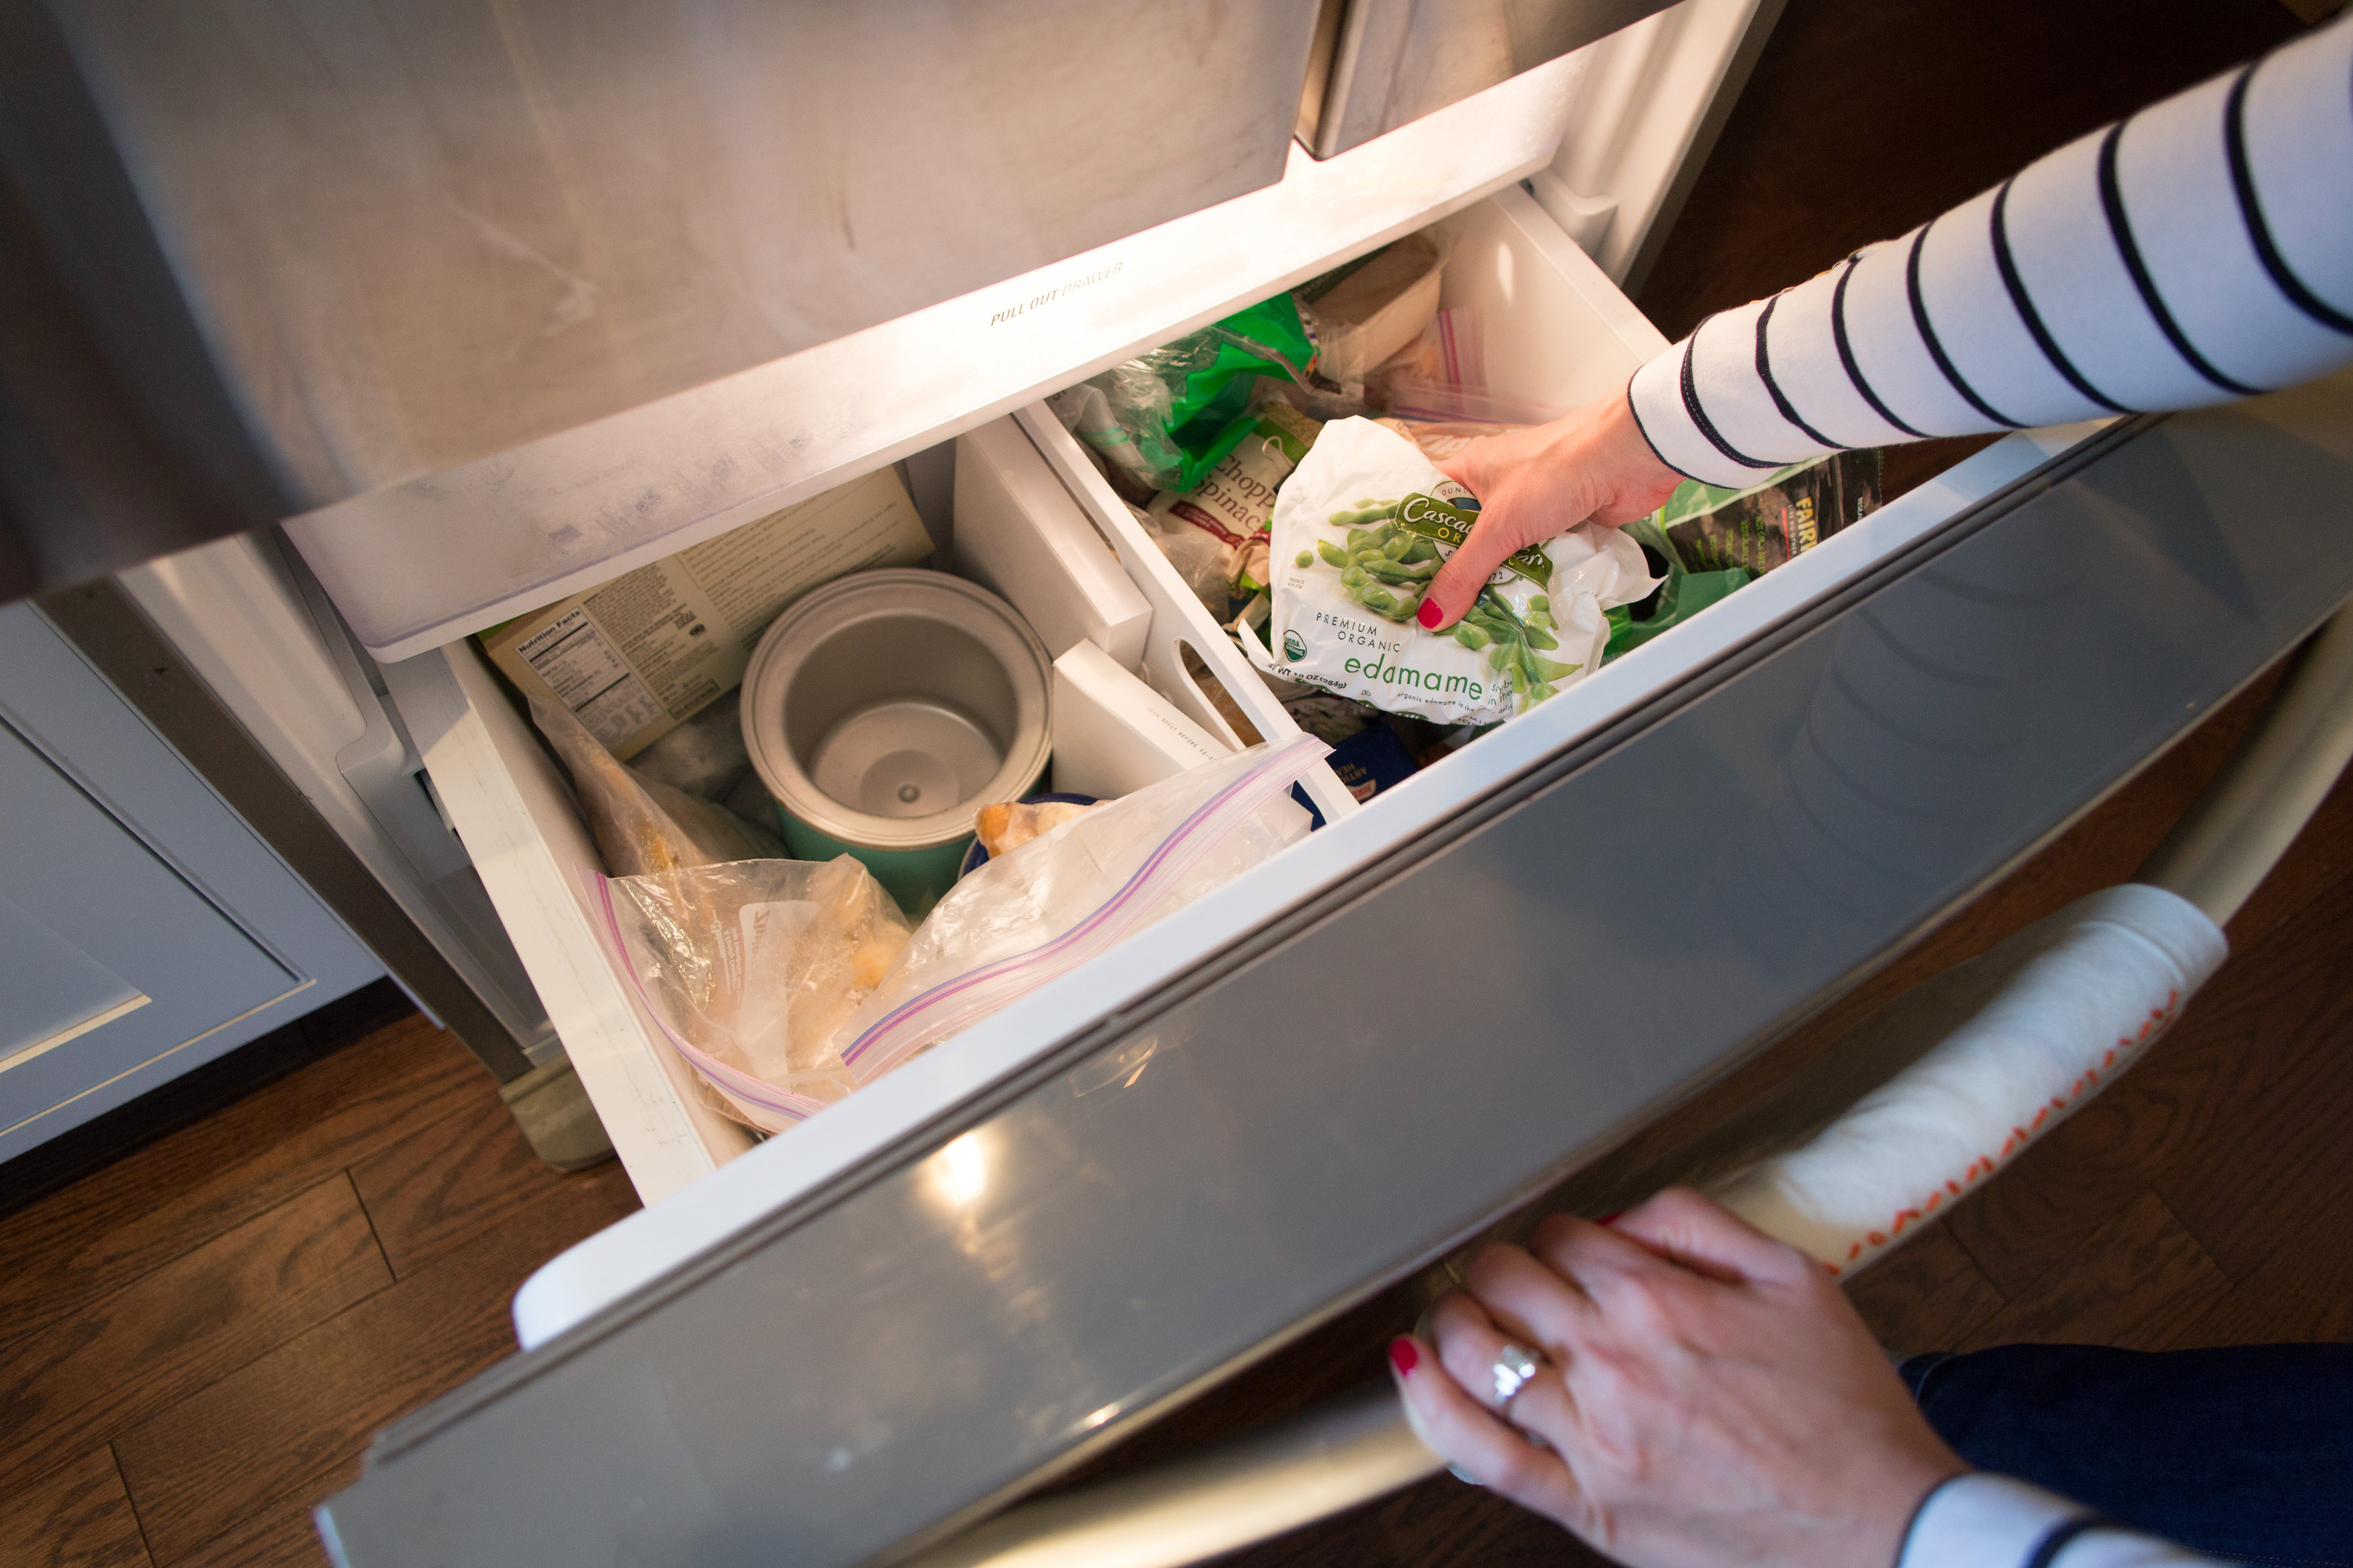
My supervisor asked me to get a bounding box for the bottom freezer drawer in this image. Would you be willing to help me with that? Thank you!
[331,374,2353,1568]
[381,185,1700,1212]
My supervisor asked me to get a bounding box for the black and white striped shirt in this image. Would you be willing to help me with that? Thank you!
[1628,13,2353,488]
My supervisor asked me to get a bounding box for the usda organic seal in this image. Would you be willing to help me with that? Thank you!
[1283,630,1306,662]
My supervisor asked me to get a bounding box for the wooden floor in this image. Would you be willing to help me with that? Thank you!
[4,2,2341,1565]
[0,1024,639,1567]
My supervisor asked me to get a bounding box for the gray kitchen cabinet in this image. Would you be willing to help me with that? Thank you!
[0,602,383,1162]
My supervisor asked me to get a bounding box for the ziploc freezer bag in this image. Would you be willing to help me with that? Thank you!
[587,855,911,1132]
[1243,418,1655,725]
[832,737,1324,1083]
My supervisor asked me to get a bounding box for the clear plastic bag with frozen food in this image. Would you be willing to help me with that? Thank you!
[588,855,912,1132]
[833,736,1329,1083]
[530,692,781,876]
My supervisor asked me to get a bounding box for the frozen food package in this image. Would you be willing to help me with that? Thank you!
[1046,382,1163,505]
[1076,294,1318,494]
[832,737,1327,1083]
[1654,450,1883,577]
[630,690,752,802]
[530,692,781,876]
[1144,401,1321,604]
[1242,418,1657,725]
[1603,519,1754,662]
[1293,235,1443,385]
[1324,722,1418,804]
[590,855,913,1132]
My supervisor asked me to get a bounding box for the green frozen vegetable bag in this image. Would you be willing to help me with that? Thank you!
[1084,292,1316,493]
[1601,450,1882,661]
[1603,527,1751,660]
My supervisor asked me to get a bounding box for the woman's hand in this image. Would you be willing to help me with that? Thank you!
[1389,1188,1966,1568]
[1419,387,1683,630]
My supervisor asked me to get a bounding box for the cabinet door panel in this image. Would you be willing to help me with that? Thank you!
[0,720,298,1141]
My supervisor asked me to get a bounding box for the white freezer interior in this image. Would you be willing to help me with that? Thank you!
[369,189,2097,1347]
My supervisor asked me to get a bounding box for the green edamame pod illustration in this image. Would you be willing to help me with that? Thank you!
[1316,540,1351,568]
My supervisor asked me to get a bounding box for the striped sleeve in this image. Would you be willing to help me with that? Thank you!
[1628,12,2353,487]
[1899,1476,2233,1568]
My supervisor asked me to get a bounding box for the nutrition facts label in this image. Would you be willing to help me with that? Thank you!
[514,607,665,751]
[483,464,935,760]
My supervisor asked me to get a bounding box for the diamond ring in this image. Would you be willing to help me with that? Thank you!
[1490,1343,1542,1409]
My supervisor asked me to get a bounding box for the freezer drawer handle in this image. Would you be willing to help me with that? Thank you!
[903,600,2353,1568]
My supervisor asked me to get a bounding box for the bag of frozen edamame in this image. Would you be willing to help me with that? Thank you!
[1242,418,1656,726]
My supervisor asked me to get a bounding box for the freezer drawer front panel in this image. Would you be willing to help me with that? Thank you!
[320,380,2353,1567]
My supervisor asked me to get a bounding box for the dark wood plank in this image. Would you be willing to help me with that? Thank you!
[0,1176,388,1493]
[2224,763,2353,954]
[2166,1188,2353,1349]
[2149,906,2353,1280]
[1633,0,2301,340]
[1944,861,2353,1297]
[1843,1225,2006,1355]
[352,1085,598,1280]
[0,1447,152,1568]
[1957,1191,2229,1354]
[0,1014,484,1348]
[112,1159,638,1566]
[169,1484,342,1568]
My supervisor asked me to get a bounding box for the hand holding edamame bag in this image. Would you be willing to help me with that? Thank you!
[1244,417,1657,726]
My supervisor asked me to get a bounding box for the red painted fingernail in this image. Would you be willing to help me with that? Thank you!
[1389,1336,1419,1376]
[1597,1212,1622,1227]
[1416,599,1444,630]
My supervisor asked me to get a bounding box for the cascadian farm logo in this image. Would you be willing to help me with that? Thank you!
[1398,495,1551,589]
[1283,630,1306,661]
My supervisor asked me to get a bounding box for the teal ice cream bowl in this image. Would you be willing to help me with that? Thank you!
[742,570,1051,916]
